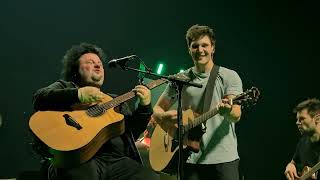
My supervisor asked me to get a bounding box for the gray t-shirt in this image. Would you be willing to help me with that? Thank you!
[162,66,243,164]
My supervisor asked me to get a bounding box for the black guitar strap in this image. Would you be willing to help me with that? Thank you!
[200,65,220,132]
[202,65,220,113]
[189,65,220,140]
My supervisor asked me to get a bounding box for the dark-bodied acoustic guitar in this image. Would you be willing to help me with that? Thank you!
[149,87,260,172]
[29,79,167,168]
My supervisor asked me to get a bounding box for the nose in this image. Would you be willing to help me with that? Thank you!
[197,46,204,52]
[296,119,301,125]
[94,62,102,69]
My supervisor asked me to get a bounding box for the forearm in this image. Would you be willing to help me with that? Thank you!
[33,81,80,111]
[225,105,241,123]
[152,105,166,123]
[130,103,153,139]
[152,105,179,132]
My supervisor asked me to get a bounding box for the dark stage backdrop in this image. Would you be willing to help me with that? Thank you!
[0,0,319,179]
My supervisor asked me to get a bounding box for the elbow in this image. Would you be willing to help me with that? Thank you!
[32,89,51,111]
[32,95,47,111]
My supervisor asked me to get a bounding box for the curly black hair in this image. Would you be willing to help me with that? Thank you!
[293,98,320,118]
[186,24,216,47]
[60,43,106,84]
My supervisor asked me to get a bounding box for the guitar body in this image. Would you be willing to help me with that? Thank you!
[149,87,260,173]
[29,95,125,168]
[149,109,199,172]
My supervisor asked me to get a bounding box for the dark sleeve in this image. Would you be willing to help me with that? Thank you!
[33,80,80,111]
[120,103,153,140]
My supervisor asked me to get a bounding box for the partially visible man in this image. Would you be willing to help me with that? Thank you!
[153,24,243,180]
[32,43,159,180]
[284,98,320,180]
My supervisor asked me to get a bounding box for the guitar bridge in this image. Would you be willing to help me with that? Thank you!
[63,114,82,130]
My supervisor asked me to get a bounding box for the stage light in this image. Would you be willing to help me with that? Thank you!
[156,63,164,74]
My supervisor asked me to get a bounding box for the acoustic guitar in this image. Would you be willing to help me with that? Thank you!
[29,79,167,168]
[149,87,260,172]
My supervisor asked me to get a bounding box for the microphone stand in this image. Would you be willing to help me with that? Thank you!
[116,61,202,180]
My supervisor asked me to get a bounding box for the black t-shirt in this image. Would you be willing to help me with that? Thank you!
[293,135,320,176]
[96,104,134,160]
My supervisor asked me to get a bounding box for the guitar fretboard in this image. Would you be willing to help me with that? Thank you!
[184,107,219,131]
[87,79,167,116]
[300,161,320,180]
[100,91,136,110]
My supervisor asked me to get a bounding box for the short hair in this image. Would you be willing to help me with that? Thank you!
[60,43,106,84]
[293,98,320,118]
[186,24,216,47]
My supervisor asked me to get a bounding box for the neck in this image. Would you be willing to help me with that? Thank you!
[194,60,214,73]
[310,129,320,143]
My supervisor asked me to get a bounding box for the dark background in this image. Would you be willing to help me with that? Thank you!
[0,0,319,179]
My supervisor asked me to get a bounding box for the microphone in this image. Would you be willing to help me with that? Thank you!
[108,55,137,68]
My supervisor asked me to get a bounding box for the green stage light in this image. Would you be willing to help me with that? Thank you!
[157,64,164,74]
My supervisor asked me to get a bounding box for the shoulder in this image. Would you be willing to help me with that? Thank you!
[217,66,243,94]
[218,66,241,79]
[217,66,242,85]
[51,79,78,88]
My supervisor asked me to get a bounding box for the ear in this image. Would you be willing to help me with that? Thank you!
[211,45,215,55]
[314,114,320,124]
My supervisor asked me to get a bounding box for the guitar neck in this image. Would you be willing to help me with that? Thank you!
[99,79,167,111]
[300,162,320,180]
[184,106,219,131]
[101,92,136,110]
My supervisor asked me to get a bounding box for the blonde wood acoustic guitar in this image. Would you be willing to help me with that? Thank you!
[29,79,167,168]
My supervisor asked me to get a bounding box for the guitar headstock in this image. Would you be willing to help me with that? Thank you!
[233,87,260,108]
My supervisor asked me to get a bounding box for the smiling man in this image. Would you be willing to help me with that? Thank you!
[32,43,159,180]
[153,24,243,180]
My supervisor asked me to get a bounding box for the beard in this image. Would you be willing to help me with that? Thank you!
[92,73,103,82]
[302,127,316,136]
[80,74,104,88]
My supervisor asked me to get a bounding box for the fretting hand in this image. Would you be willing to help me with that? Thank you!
[217,98,233,115]
[132,85,151,106]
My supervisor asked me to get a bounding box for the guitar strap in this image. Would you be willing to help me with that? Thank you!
[202,65,220,114]
[200,64,220,132]
[188,65,220,140]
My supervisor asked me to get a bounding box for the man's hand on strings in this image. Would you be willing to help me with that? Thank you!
[132,85,151,106]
